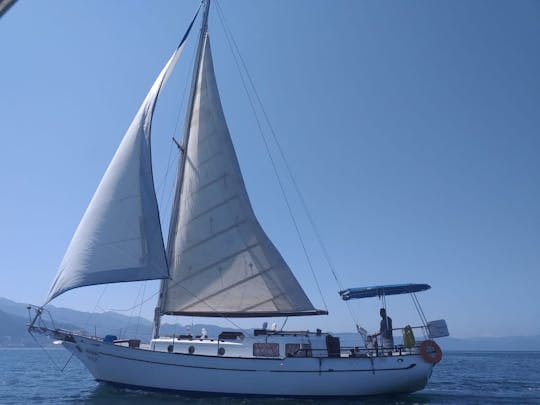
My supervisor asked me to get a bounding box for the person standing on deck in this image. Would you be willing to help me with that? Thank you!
[379,308,394,353]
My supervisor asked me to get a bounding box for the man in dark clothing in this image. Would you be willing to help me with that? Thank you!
[379,308,394,354]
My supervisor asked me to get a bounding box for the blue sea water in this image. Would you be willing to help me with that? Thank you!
[0,348,539,404]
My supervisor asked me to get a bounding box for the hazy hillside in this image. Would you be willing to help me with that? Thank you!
[337,332,540,352]
[0,297,232,346]
[440,336,540,351]
[0,310,31,346]
[1,297,539,350]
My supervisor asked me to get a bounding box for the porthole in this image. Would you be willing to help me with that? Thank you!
[188,345,195,354]
[218,347,225,356]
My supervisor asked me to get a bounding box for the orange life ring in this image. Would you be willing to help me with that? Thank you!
[420,339,442,364]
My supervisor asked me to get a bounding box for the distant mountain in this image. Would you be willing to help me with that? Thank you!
[0,297,29,318]
[0,297,236,346]
[1,297,539,350]
[0,309,32,346]
[0,308,84,347]
[439,336,540,352]
[337,332,540,352]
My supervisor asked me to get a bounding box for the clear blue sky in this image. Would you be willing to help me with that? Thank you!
[1,0,538,338]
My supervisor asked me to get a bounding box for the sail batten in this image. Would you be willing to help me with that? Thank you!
[160,35,323,318]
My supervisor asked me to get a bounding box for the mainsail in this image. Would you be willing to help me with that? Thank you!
[46,12,199,304]
[160,35,324,317]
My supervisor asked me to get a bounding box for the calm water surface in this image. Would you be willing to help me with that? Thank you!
[1,348,539,404]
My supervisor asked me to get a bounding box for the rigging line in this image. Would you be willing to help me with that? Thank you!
[26,310,63,371]
[129,282,145,317]
[61,354,74,372]
[107,287,161,312]
[27,307,73,371]
[344,300,361,331]
[82,285,108,330]
[215,0,327,312]
[216,1,344,293]
[412,292,428,326]
[280,316,289,331]
[28,331,62,371]
[156,141,175,205]
[157,36,198,209]
[409,293,426,338]
[121,282,145,336]
[135,281,147,338]
[172,30,198,141]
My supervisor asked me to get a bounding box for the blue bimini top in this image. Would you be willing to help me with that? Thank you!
[339,283,431,300]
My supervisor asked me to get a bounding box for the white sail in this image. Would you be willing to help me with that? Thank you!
[46,38,191,304]
[161,36,323,317]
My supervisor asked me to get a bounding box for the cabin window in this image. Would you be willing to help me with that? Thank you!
[218,331,245,341]
[253,343,279,357]
[285,343,312,357]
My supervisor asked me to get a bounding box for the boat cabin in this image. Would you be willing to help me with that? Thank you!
[148,329,332,359]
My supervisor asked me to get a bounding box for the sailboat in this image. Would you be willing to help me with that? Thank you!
[28,0,448,397]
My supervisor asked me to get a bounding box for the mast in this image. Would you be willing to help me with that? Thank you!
[153,0,211,339]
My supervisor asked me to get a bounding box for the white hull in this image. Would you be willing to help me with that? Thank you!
[64,334,434,397]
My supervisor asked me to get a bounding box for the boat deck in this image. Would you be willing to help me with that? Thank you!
[107,329,422,360]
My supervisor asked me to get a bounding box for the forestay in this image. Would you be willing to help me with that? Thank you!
[161,36,323,317]
[45,14,199,304]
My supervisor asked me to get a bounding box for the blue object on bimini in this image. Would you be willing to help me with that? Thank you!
[103,334,118,343]
[339,283,431,300]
